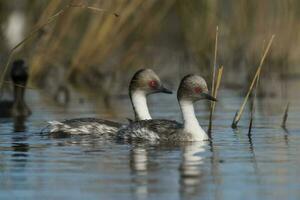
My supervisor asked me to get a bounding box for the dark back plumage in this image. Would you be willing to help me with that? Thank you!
[117,119,183,141]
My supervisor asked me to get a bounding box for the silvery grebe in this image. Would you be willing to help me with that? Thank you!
[0,59,31,118]
[117,74,217,142]
[46,69,172,135]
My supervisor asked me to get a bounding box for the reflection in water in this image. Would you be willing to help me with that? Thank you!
[247,128,262,189]
[11,142,29,158]
[179,142,206,198]
[209,140,223,200]
[13,116,27,132]
[9,128,29,188]
[281,120,289,145]
[130,146,148,200]
[247,132,254,153]
[283,129,289,145]
[11,116,29,178]
[1,86,300,199]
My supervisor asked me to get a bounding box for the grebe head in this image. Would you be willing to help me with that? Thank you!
[177,74,217,102]
[11,59,28,86]
[129,69,172,95]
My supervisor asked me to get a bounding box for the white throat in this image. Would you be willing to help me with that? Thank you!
[179,100,208,141]
[131,90,152,120]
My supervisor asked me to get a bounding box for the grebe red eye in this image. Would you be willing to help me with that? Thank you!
[194,86,202,93]
[148,80,158,89]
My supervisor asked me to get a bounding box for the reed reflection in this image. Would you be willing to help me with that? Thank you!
[179,142,206,198]
[13,116,27,132]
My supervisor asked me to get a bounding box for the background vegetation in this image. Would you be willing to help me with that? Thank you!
[0,0,299,98]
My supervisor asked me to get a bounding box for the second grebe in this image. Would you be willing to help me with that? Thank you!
[117,74,217,142]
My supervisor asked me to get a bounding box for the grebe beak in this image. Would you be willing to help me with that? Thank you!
[202,93,217,101]
[159,85,173,94]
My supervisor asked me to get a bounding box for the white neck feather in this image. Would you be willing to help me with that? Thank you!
[131,90,152,120]
[179,100,208,141]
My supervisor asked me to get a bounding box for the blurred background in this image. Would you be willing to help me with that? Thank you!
[2,2,300,199]
[0,0,299,109]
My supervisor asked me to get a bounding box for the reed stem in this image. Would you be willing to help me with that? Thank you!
[208,26,219,137]
[232,34,275,128]
[208,66,223,136]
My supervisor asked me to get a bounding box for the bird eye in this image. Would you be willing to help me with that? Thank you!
[148,80,158,89]
[194,86,202,93]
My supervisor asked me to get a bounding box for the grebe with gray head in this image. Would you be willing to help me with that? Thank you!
[0,59,31,118]
[45,69,172,135]
[117,74,217,142]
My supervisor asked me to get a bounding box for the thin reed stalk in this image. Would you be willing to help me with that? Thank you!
[208,26,219,137]
[213,66,223,112]
[208,66,223,136]
[211,26,218,98]
[231,34,275,129]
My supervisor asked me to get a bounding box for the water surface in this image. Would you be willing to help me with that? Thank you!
[1,88,300,200]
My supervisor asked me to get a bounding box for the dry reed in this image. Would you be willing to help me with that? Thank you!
[0,2,117,91]
[211,26,219,100]
[208,26,219,137]
[231,35,275,129]
[208,66,223,136]
[24,0,176,87]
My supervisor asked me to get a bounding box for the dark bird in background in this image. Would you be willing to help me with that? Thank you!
[0,59,31,118]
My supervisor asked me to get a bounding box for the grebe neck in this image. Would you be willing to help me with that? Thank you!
[130,90,151,121]
[179,100,208,141]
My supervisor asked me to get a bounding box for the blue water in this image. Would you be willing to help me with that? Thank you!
[1,88,300,200]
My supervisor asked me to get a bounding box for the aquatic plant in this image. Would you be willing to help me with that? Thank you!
[208,26,223,137]
[231,35,275,129]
